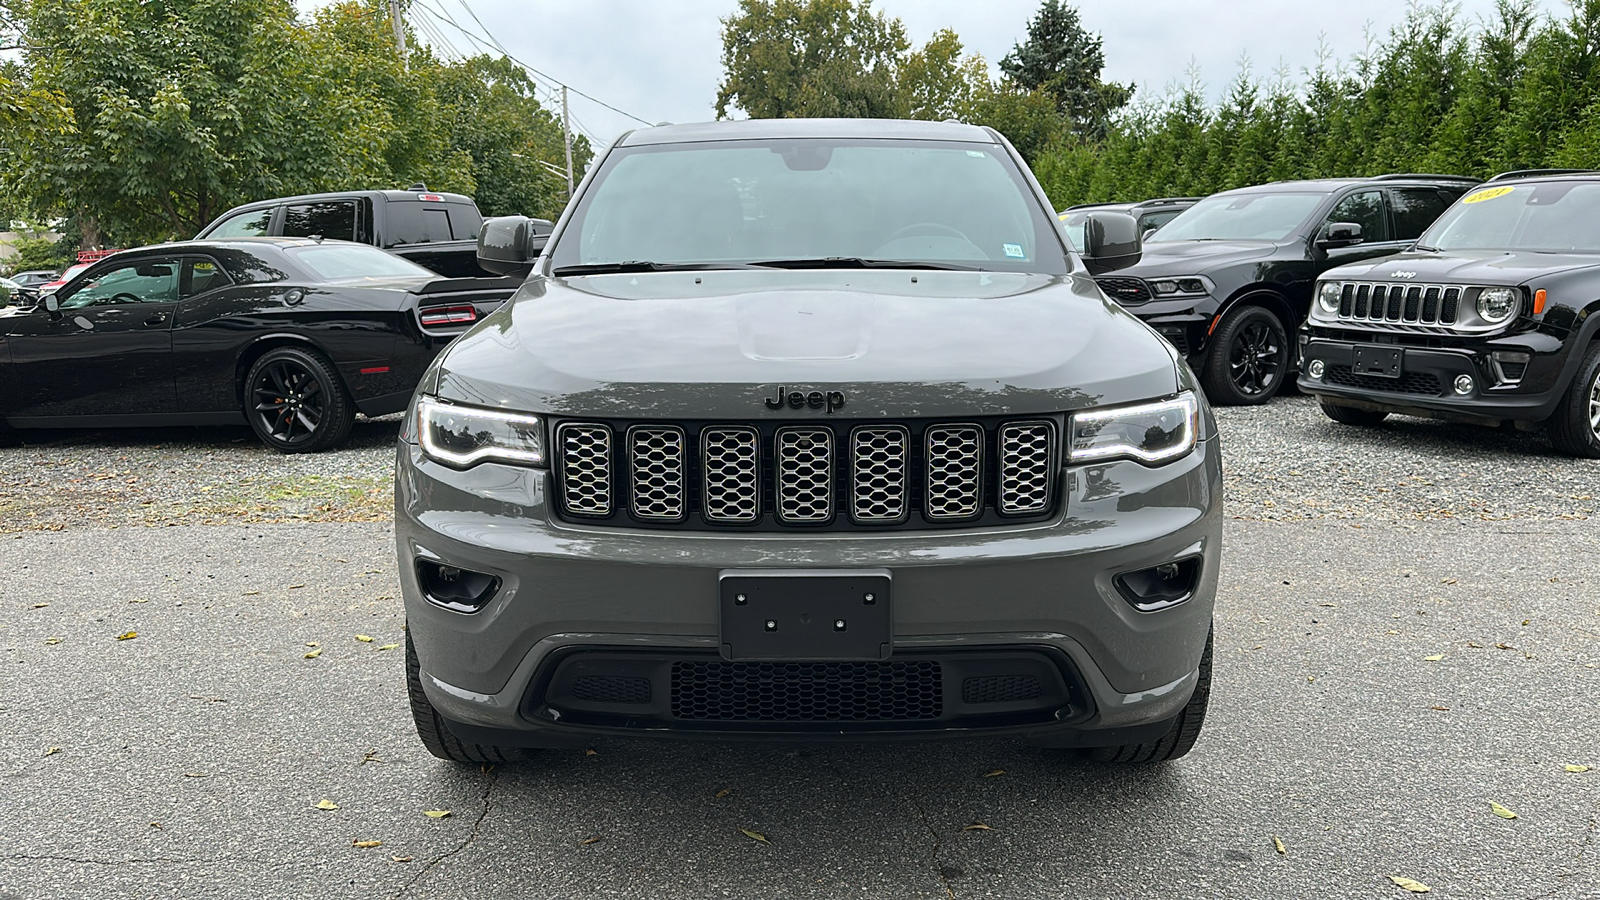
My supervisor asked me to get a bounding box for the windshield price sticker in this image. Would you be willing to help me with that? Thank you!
[1003,243,1026,258]
[1463,186,1516,204]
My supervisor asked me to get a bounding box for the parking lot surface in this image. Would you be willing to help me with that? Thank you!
[1,396,1598,899]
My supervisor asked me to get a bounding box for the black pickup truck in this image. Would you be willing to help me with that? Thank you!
[195,187,552,279]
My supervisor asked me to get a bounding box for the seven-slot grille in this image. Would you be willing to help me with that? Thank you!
[1333,282,1462,327]
[554,418,1059,529]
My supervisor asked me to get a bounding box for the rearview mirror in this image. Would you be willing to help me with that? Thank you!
[477,216,555,278]
[1080,211,1142,275]
[1317,222,1363,250]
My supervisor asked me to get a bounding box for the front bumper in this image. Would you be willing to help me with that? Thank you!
[395,437,1222,746]
[1298,332,1570,423]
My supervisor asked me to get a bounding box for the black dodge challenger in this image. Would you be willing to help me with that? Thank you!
[0,237,515,452]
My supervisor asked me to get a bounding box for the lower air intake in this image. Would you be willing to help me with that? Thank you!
[670,660,943,721]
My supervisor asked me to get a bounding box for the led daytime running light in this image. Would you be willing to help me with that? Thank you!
[418,397,545,468]
[1071,394,1199,464]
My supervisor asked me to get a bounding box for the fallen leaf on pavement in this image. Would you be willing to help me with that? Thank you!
[182,772,209,778]
[116,631,137,641]
[44,637,62,645]
[982,769,1006,778]
[391,856,413,862]
[30,603,48,609]
[304,647,323,659]
[1489,801,1517,819]
[43,747,60,757]
[352,840,382,849]
[1429,706,1450,711]
[242,591,261,596]
[1389,875,1431,892]
[355,635,374,643]
[1272,835,1286,855]
[287,584,306,590]
[1440,578,1457,585]
[423,810,451,819]
[580,836,602,845]
[962,823,992,831]
[740,828,771,844]
[1565,764,1590,773]
[584,749,598,756]
[305,642,320,647]
[714,788,734,799]
[1465,641,1483,648]
[315,799,339,810]
[1422,654,1444,661]
[377,643,399,651]
[129,598,148,604]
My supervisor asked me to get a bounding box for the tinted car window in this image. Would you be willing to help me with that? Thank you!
[208,208,274,239]
[1325,190,1390,242]
[58,260,180,309]
[1390,189,1450,241]
[1151,193,1324,242]
[287,243,437,281]
[553,138,1068,273]
[282,201,357,240]
[181,257,233,297]
[1137,209,1184,236]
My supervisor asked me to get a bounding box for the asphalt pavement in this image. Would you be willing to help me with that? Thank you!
[1,517,1596,900]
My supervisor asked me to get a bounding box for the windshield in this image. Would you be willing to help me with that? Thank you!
[1149,192,1325,242]
[287,242,436,281]
[550,138,1069,274]
[1419,182,1600,253]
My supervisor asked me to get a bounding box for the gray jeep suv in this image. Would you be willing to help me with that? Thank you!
[395,119,1223,764]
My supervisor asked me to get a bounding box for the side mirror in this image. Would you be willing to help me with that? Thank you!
[1080,210,1142,275]
[1317,222,1363,250]
[477,216,555,278]
[43,293,60,318]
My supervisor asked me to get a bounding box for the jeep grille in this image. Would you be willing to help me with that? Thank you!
[553,417,1060,530]
[1334,282,1462,327]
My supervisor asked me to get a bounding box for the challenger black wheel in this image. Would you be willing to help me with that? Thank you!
[1201,305,1289,406]
[243,347,355,453]
[406,632,536,765]
[1548,342,1600,458]
[1082,629,1211,764]
[1319,401,1389,427]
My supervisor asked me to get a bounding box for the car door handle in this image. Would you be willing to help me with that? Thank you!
[144,314,167,326]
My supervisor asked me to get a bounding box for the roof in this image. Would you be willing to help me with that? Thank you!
[1223,175,1477,195]
[616,118,998,146]
[92,237,371,258]
[216,189,476,212]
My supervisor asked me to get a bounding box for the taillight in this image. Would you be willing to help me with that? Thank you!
[419,193,444,202]
[419,305,478,327]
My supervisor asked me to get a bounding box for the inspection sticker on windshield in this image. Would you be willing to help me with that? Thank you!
[1463,186,1516,204]
[966,150,987,158]
[1003,243,1026,258]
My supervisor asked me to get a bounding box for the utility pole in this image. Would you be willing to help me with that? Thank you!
[389,0,408,71]
[562,85,574,198]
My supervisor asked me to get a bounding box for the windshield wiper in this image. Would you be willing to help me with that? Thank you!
[551,261,760,276]
[748,257,983,271]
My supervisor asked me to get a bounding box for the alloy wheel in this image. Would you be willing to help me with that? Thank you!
[1588,367,1600,439]
[1227,320,1283,397]
[251,358,327,446]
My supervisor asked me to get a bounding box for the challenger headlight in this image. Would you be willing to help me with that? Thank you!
[1476,287,1519,324]
[418,397,545,468]
[1317,281,1343,314]
[1149,277,1210,297]
[1070,393,1199,466]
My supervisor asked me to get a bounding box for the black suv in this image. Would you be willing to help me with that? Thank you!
[1299,170,1600,457]
[1058,197,1199,251]
[1093,175,1478,405]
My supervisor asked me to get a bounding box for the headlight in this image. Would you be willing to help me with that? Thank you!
[1070,393,1199,466]
[1149,277,1209,297]
[1317,281,1343,314]
[418,397,545,468]
[1476,287,1519,324]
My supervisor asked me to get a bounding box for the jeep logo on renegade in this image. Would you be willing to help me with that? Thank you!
[764,386,846,413]
[1390,270,1418,279]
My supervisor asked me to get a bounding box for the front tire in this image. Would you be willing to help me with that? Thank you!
[1319,401,1389,427]
[1200,305,1290,406]
[1082,629,1211,764]
[406,632,537,764]
[243,347,355,453]
[1548,342,1600,458]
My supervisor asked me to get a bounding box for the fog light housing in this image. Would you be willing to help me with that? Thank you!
[416,559,501,613]
[1307,359,1325,379]
[1114,557,1202,612]
[1454,374,1475,395]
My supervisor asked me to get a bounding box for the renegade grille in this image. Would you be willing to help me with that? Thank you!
[670,660,943,721]
[1095,276,1151,304]
[554,418,1059,530]
[1333,282,1462,327]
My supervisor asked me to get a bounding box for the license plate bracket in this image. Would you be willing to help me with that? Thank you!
[1352,345,1404,379]
[719,569,892,661]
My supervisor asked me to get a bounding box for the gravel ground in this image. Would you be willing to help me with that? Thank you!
[1,395,1597,532]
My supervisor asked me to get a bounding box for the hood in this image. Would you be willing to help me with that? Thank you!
[1325,248,1600,285]
[1113,239,1278,277]
[434,270,1179,419]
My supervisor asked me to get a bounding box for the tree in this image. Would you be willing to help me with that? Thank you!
[998,0,1132,139]
[715,0,909,119]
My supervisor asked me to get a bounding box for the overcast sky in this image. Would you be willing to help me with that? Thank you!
[340,0,1567,149]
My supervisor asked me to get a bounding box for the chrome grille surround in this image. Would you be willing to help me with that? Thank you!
[849,425,909,524]
[775,426,834,524]
[555,422,613,516]
[1324,281,1465,331]
[997,421,1056,516]
[701,426,760,523]
[924,424,983,520]
[627,425,686,521]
